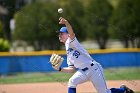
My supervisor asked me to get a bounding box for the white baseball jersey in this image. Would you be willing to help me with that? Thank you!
[66,36,110,93]
[65,36,96,69]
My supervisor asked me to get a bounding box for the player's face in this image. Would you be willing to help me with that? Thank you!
[58,32,68,43]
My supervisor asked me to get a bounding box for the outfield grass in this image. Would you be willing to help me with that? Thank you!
[104,67,140,80]
[0,67,140,84]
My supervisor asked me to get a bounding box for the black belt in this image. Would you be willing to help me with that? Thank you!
[81,63,94,71]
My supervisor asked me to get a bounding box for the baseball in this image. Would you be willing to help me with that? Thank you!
[58,8,63,13]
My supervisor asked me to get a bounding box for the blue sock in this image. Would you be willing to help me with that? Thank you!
[68,88,76,93]
[110,88,126,93]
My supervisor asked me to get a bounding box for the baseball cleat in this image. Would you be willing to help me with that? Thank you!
[120,85,134,93]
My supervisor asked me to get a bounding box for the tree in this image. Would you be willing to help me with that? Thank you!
[0,21,3,38]
[0,38,10,52]
[85,0,113,49]
[132,0,140,48]
[14,1,61,50]
[0,0,16,41]
[109,0,140,48]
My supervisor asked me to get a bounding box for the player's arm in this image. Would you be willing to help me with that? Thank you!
[60,66,76,73]
[59,17,75,40]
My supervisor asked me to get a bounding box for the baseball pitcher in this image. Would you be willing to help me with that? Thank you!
[49,17,134,93]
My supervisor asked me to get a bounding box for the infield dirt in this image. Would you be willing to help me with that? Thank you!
[0,80,140,93]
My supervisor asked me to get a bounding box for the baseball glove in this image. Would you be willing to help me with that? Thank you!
[50,54,64,70]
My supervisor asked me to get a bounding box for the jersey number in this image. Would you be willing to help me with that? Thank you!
[73,50,80,58]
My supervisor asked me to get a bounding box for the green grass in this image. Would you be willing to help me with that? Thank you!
[0,67,140,84]
[0,72,73,84]
[104,67,140,80]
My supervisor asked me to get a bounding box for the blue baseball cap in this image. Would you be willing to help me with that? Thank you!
[59,27,68,33]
